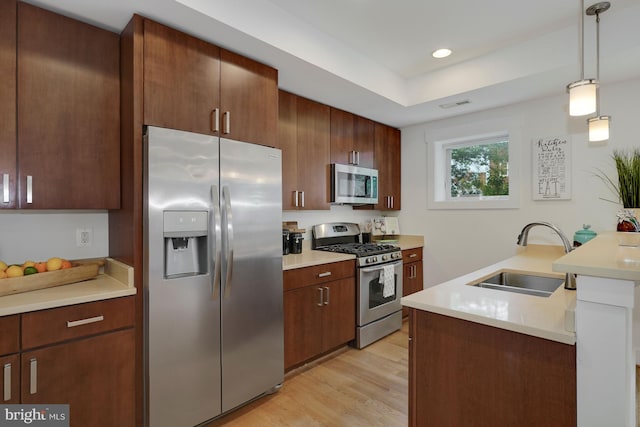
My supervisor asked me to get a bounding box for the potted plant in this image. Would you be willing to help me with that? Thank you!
[597,148,640,231]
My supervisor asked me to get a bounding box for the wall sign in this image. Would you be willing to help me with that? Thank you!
[532,135,571,200]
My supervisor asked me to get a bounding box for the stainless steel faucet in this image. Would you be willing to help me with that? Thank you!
[516,221,576,290]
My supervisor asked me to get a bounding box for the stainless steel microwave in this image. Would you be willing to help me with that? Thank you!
[331,163,378,205]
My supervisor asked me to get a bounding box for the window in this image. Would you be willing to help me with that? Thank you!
[427,127,520,210]
[446,135,509,200]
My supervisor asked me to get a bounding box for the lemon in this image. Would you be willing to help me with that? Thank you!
[46,257,63,271]
[24,266,38,275]
[0,270,6,279]
[22,260,36,269]
[0,260,7,272]
[6,265,24,278]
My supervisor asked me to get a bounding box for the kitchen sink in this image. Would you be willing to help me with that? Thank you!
[469,271,564,298]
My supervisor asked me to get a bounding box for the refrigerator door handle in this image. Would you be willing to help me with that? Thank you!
[211,185,222,299]
[222,185,234,298]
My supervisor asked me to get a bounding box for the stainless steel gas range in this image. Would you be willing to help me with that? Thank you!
[312,222,403,348]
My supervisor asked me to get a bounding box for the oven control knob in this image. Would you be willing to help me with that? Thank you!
[382,255,388,261]
[370,256,378,264]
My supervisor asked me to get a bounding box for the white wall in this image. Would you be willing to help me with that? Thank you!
[0,211,109,264]
[399,77,640,288]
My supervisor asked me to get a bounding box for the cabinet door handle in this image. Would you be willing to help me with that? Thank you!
[293,191,299,207]
[356,151,360,165]
[212,108,220,133]
[390,196,394,209]
[324,286,330,305]
[317,287,324,307]
[26,175,33,204]
[67,315,104,328]
[223,111,231,134]
[318,271,332,278]
[3,363,11,401]
[300,191,305,208]
[30,358,37,395]
[2,173,8,203]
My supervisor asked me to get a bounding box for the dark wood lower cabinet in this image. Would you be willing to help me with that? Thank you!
[21,329,136,427]
[284,276,355,371]
[409,309,576,427]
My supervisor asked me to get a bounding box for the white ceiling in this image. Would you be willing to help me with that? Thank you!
[25,0,640,128]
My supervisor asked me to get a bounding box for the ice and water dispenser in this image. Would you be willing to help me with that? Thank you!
[163,211,208,278]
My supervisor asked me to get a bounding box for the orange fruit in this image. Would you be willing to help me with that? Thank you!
[0,270,6,279]
[6,265,24,278]
[46,257,63,271]
[34,262,47,273]
[61,260,72,269]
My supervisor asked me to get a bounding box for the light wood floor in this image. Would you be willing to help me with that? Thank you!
[205,322,409,426]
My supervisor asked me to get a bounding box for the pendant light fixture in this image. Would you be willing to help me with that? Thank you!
[586,2,611,142]
[567,0,597,117]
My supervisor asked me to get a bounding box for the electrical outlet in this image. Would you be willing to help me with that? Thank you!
[76,228,92,247]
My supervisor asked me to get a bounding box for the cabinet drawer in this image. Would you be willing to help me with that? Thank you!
[21,296,135,350]
[402,247,423,263]
[0,315,20,356]
[284,260,355,291]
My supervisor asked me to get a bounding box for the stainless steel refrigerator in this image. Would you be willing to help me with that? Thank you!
[143,126,283,427]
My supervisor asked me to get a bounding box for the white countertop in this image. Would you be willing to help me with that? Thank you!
[282,234,425,270]
[0,257,136,316]
[402,245,576,345]
[553,231,640,281]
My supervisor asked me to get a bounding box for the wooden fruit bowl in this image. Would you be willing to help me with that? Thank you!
[0,259,103,297]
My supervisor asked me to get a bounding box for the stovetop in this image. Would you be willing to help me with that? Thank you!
[311,222,402,266]
[316,242,399,257]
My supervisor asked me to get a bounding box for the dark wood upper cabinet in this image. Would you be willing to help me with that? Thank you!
[0,0,16,209]
[143,19,220,136]
[295,96,331,210]
[143,20,277,147]
[277,90,330,210]
[277,90,299,210]
[374,123,401,210]
[353,115,375,169]
[330,108,374,168]
[17,3,120,209]
[220,49,278,147]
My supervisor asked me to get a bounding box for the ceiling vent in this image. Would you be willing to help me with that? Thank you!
[439,100,471,109]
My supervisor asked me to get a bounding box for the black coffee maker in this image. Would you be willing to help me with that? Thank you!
[282,230,290,255]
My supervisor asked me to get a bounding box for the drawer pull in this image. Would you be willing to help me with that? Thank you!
[67,315,104,328]
[409,254,417,258]
[3,363,10,401]
[2,174,8,203]
[26,175,33,204]
[30,358,37,395]
[318,272,332,278]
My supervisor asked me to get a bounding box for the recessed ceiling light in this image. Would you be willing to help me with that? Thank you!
[432,48,452,59]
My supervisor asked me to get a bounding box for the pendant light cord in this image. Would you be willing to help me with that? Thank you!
[580,0,585,80]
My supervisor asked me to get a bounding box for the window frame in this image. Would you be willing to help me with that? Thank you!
[426,124,521,210]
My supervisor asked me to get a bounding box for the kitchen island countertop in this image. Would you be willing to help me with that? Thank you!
[402,244,576,345]
[0,257,136,316]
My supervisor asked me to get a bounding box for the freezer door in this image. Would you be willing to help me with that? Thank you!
[220,138,284,413]
[145,126,222,427]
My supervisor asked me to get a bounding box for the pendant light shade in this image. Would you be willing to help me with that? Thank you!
[588,116,610,142]
[568,79,598,116]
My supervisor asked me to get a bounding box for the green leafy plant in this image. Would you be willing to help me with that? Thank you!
[596,148,640,208]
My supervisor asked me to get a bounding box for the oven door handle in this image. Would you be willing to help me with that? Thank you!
[360,260,402,273]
